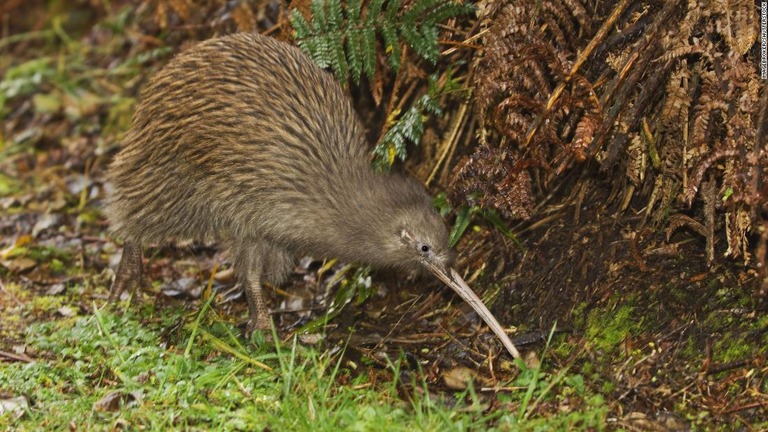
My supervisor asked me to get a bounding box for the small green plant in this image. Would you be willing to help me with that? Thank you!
[298,265,374,333]
[434,192,523,249]
[290,0,474,83]
[372,71,463,169]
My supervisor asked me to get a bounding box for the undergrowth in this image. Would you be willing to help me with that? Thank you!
[0,305,607,431]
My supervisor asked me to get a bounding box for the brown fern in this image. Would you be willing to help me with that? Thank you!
[713,0,757,55]
[457,0,593,218]
[459,0,766,278]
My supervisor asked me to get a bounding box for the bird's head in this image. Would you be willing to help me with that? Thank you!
[379,204,453,274]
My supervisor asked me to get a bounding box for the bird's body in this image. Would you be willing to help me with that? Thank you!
[106,33,520,358]
[108,33,443,266]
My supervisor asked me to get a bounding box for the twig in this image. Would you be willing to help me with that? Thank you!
[0,350,35,363]
[723,402,767,415]
[706,359,752,375]
[441,28,489,56]
[426,101,468,186]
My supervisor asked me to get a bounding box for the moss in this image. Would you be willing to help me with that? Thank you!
[571,302,588,329]
[600,380,615,395]
[757,314,768,329]
[0,172,22,197]
[26,245,72,263]
[49,258,66,273]
[1,282,29,300]
[681,335,700,360]
[586,394,605,408]
[0,313,23,326]
[30,295,66,314]
[585,300,641,355]
[0,313,25,339]
[551,339,575,359]
[713,336,752,363]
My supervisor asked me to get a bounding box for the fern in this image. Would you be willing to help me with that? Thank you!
[372,72,460,170]
[290,0,474,83]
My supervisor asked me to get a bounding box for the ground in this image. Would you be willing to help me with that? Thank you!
[2,162,766,429]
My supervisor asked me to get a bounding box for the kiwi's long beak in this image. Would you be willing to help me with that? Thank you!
[425,262,521,359]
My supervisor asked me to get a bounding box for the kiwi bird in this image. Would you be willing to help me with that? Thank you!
[105,33,520,359]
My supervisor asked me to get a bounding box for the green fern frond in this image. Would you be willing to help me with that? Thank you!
[345,0,364,82]
[310,0,328,33]
[361,27,377,78]
[291,10,312,37]
[329,30,349,79]
[384,0,402,24]
[368,0,387,21]
[347,0,362,21]
[346,28,364,82]
[289,0,473,82]
[373,72,463,170]
[424,1,472,25]
[373,99,429,170]
[327,0,344,29]
[399,24,439,63]
[380,22,401,70]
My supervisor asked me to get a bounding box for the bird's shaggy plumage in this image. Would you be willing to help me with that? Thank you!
[106,33,451,332]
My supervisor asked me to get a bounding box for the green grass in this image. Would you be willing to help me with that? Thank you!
[0,298,608,431]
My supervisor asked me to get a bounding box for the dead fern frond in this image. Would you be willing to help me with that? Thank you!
[683,148,739,205]
[725,206,751,260]
[626,134,647,185]
[713,0,757,55]
[232,2,258,31]
[666,213,707,240]
[660,62,691,128]
[452,146,535,219]
[656,44,705,64]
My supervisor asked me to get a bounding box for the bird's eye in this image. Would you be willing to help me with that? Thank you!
[420,244,430,253]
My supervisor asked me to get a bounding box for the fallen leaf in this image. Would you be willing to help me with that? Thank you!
[93,392,123,412]
[32,213,60,237]
[1,235,32,260]
[32,92,62,114]
[0,396,29,419]
[46,283,66,295]
[442,366,484,390]
[57,306,76,317]
[3,257,37,273]
[298,333,324,345]
[93,391,141,412]
[161,277,201,298]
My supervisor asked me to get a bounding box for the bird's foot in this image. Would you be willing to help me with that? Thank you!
[244,313,273,343]
[109,241,144,304]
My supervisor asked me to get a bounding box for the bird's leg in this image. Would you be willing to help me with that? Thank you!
[244,274,271,335]
[109,240,144,302]
[234,244,272,336]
